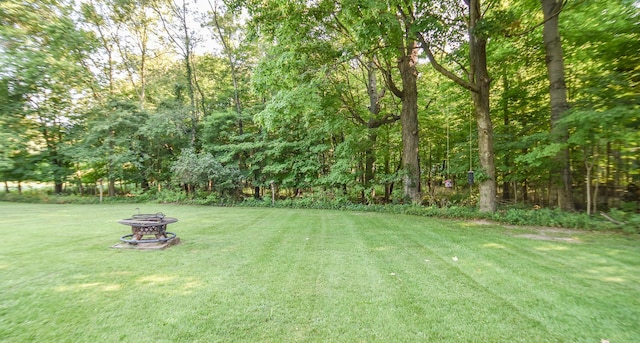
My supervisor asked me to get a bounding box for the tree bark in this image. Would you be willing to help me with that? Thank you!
[155,0,201,146]
[365,132,377,190]
[469,0,496,212]
[420,0,497,212]
[541,0,574,211]
[209,1,243,134]
[585,156,593,215]
[365,61,381,190]
[501,68,511,201]
[398,42,421,203]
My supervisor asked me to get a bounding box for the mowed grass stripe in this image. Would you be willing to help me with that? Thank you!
[229,210,401,341]
[386,217,640,341]
[1,203,639,342]
[356,215,557,342]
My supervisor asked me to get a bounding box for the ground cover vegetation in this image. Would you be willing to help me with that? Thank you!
[0,203,639,342]
[2,188,639,233]
[1,1,639,217]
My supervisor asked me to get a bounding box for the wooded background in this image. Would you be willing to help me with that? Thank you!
[1,0,638,213]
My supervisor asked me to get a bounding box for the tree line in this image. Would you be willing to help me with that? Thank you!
[1,0,638,213]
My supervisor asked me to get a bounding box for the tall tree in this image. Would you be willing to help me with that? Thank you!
[0,0,95,193]
[78,100,149,195]
[388,6,422,203]
[154,0,205,146]
[420,0,497,212]
[560,0,640,209]
[332,0,424,203]
[112,0,158,109]
[206,0,245,134]
[540,0,574,211]
[335,59,400,201]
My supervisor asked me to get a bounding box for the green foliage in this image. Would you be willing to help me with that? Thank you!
[605,209,640,234]
[79,100,149,176]
[170,148,242,197]
[2,0,640,213]
[0,186,631,233]
[236,197,617,232]
[495,207,610,230]
[0,0,96,191]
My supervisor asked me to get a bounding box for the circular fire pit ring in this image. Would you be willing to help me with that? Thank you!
[120,231,177,244]
[117,213,178,245]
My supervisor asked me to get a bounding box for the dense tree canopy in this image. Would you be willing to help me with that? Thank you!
[1,0,638,213]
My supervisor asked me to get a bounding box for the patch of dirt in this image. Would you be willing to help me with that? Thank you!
[514,233,580,243]
[466,219,583,243]
[470,219,494,225]
[508,226,583,243]
[505,225,582,235]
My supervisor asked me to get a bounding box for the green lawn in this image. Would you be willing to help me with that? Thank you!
[0,203,638,342]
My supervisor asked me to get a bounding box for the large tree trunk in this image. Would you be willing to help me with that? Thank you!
[365,61,380,190]
[155,0,201,147]
[469,0,497,212]
[420,0,496,212]
[541,0,574,211]
[501,68,511,201]
[365,132,377,189]
[585,157,593,215]
[398,42,421,204]
[209,3,243,134]
[108,179,116,197]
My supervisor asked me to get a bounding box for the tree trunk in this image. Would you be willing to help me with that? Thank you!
[419,0,496,212]
[384,136,392,202]
[209,2,243,134]
[541,0,574,211]
[501,68,511,201]
[585,159,593,215]
[593,167,600,214]
[469,0,496,212]
[178,0,198,147]
[77,177,84,196]
[365,132,377,189]
[365,61,380,190]
[55,182,64,194]
[398,42,421,204]
[109,179,116,197]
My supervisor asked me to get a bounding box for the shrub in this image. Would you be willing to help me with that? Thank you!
[605,209,640,234]
[2,188,635,233]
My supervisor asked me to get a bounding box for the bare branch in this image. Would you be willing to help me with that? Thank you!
[506,0,567,38]
[418,33,477,93]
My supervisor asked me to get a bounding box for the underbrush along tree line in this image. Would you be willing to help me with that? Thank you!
[2,189,639,233]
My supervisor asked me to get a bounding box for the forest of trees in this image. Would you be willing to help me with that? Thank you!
[1,0,638,214]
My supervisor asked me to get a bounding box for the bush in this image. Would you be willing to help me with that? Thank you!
[2,188,635,233]
[604,209,640,234]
